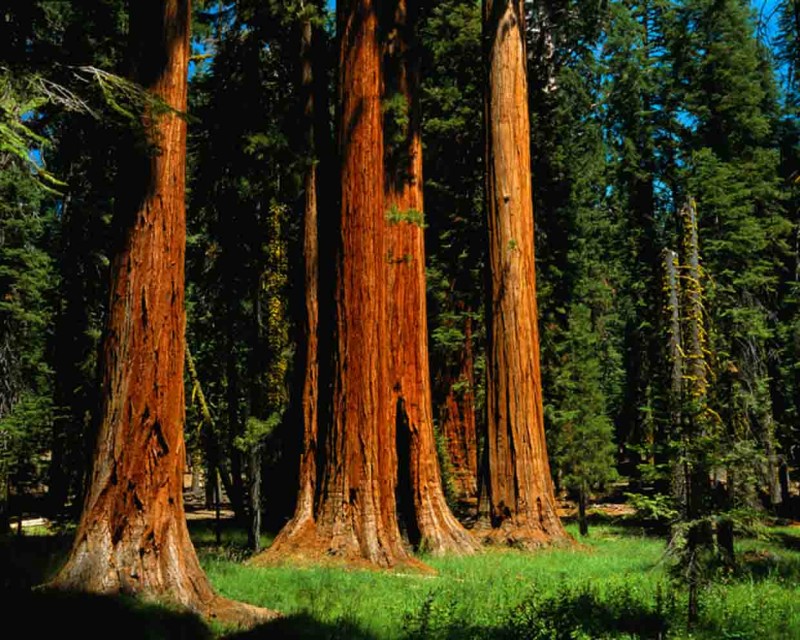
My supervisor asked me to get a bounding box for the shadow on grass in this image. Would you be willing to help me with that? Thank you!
[7,590,212,640]
[399,582,678,640]
[736,547,800,583]
[0,531,72,591]
[188,518,276,561]
[771,528,800,552]
[226,613,379,640]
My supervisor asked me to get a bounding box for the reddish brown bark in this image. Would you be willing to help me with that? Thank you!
[47,0,274,625]
[384,0,478,556]
[439,312,479,506]
[254,0,417,569]
[481,0,568,548]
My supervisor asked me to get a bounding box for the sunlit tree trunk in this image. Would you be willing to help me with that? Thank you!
[48,1,273,624]
[254,0,416,569]
[481,0,567,548]
[384,0,478,556]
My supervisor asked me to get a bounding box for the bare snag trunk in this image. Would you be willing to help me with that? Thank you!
[481,0,568,548]
[384,0,478,556]
[254,0,418,570]
[47,0,275,626]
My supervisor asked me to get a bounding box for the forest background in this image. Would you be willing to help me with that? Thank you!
[1,0,800,636]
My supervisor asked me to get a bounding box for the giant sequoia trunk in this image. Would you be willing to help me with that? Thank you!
[384,0,477,556]
[254,0,414,569]
[439,311,479,508]
[481,0,567,548]
[48,0,273,625]
[279,15,322,538]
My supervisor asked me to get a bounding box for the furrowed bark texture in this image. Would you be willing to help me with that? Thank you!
[482,0,567,547]
[48,0,274,625]
[384,0,477,556]
[256,0,414,569]
[439,312,479,506]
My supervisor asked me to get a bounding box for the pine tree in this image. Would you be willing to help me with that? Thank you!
[420,0,486,513]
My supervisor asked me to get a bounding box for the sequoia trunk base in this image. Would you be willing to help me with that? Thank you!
[480,0,569,548]
[251,518,430,571]
[383,0,478,557]
[252,0,422,571]
[46,0,276,627]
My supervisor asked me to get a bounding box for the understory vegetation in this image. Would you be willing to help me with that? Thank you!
[4,519,799,639]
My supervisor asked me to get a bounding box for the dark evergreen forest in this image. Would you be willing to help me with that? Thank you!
[1,0,799,636]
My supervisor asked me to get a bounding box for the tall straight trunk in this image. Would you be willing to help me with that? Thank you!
[255,0,415,569]
[48,1,273,624]
[383,0,477,556]
[440,311,479,507]
[481,0,567,547]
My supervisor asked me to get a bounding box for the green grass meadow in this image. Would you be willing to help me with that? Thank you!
[3,520,799,639]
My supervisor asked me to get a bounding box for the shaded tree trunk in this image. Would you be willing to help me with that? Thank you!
[383,0,477,556]
[47,1,273,624]
[264,11,323,545]
[254,0,417,569]
[440,312,479,508]
[481,0,568,548]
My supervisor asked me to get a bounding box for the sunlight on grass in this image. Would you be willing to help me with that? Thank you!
[198,523,800,639]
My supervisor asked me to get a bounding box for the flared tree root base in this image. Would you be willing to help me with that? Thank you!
[470,519,573,551]
[249,518,434,573]
[415,516,481,557]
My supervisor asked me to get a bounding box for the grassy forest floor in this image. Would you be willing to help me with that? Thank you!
[3,514,799,639]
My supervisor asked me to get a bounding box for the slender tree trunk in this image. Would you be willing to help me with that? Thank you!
[261,12,321,548]
[383,0,477,556]
[481,0,568,548]
[254,0,418,569]
[440,312,479,508]
[248,443,262,553]
[662,249,685,504]
[47,1,273,624]
[225,308,245,520]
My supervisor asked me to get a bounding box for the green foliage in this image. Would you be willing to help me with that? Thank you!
[386,204,426,228]
[625,492,680,525]
[550,305,619,497]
